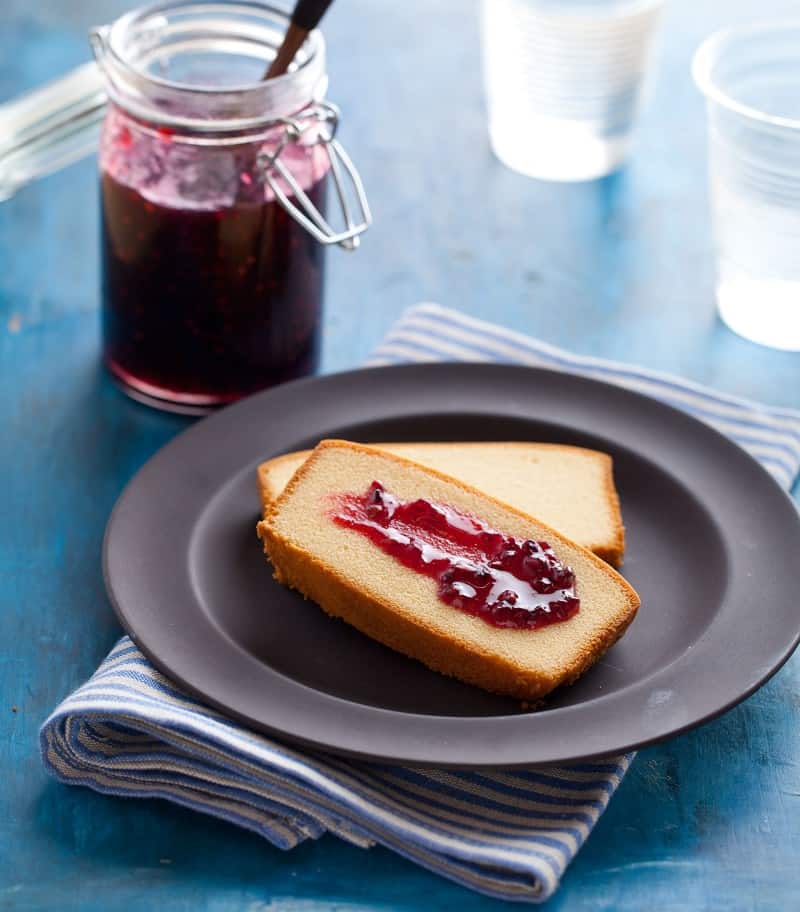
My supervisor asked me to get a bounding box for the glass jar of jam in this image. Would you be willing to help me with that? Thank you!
[90,1,369,412]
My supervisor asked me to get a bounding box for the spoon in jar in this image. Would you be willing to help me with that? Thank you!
[265,0,335,79]
[256,0,370,250]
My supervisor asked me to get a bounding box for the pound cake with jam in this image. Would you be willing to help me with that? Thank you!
[258,441,625,566]
[257,440,639,701]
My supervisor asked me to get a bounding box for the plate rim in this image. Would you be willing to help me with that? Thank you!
[103,362,800,767]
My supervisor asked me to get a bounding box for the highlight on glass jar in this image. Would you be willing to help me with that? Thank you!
[91,1,371,413]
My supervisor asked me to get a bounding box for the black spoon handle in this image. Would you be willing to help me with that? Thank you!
[265,0,335,79]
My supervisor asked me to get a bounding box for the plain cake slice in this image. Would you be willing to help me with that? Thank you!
[257,441,625,566]
[257,440,640,701]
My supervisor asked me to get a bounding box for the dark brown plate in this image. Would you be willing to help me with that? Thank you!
[104,363,800,766]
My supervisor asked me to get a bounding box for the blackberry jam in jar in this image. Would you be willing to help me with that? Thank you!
[92,1,369,411]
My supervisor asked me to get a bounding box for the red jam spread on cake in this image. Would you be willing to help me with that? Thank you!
[331,481,579,630]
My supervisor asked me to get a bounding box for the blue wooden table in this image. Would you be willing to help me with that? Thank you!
[2,1,800,909]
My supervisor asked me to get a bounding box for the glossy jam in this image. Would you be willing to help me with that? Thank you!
[100,107,328,406]
[332,481,580,630]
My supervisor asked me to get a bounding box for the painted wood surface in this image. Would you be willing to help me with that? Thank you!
[1,1,799,909]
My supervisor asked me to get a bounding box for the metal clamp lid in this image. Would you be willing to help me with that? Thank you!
[0,59,372,252]
[258,101,371,251]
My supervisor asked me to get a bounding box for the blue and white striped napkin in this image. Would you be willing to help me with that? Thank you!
[41,303,800,904]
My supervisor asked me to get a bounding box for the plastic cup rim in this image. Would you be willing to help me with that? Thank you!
[693,20,800,132]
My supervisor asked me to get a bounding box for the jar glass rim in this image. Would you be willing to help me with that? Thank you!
[95,0,328,130]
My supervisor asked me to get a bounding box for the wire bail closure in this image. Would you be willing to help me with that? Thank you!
[257,102,371,251]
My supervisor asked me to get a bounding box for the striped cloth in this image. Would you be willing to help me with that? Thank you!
[41,303,800,904]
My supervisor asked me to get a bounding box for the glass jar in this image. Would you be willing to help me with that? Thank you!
[90,1,369,412]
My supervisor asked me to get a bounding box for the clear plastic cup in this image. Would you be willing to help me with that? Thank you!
[480,0,664,182]
[694,22,800,351]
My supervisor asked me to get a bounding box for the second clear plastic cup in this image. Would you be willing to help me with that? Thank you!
[480,0,663,182]
[694,22,800,351]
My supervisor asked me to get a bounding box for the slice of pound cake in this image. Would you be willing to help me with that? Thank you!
[257,440,640,701]
[258,441,625,566]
